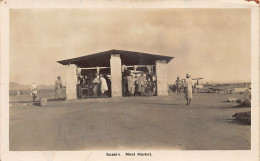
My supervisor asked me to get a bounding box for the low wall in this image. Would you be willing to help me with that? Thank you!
[9,89,66,96]
[233,88,248,94]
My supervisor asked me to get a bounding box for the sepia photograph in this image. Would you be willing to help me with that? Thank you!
[1,1,259,160]
[8,8,252,151]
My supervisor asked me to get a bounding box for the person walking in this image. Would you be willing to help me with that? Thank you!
[54,76,63,100]
[184,74,193,105]
[30,81,38,102]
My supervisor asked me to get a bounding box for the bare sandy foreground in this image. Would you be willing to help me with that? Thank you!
[9,93,250,151]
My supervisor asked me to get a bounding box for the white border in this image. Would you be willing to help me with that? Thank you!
[1,1,259,161]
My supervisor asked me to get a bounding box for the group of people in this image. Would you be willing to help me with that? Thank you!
[92,74,109,97]
[78,74,109,98]
[30,76,63,101]
[174,74,194,105]
[122,72,156,96]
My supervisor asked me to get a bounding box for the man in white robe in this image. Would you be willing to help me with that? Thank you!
[100,75,108,97]
[54,76,63,99]
[31,81,38,102]
[184,74,193,105]
[127,73,136,96]
[92,75,100,97]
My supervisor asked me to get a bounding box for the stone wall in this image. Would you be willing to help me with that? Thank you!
[66,64,77,99]
[156,60,168,96]
[110,54,122,97]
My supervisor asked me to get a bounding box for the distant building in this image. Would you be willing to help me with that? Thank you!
[57,49,174,99]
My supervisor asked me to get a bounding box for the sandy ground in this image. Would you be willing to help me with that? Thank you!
[9,89,66,104]
[9,93,250,150]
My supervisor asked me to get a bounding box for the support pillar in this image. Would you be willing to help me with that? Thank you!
[156,60,168,96]
[110,54,122,97]
[66,64,77,99]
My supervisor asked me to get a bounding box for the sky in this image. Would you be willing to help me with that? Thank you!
[9,8,251,85]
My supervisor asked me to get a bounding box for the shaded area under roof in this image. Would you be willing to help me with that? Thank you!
[57,49,174,68]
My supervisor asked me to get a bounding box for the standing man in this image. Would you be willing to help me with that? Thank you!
[100,74,108,97]
[31,81,38,102]
[175,76,182,95]
[184,74,193,105]
[54,76,63,100]
[136,74,146,96]
[141,73,147,95]
[122,76,128,96]
[92,74,100,97]
[127,73,136,96]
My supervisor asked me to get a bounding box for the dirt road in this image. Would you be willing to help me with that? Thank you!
[9,93,250,150]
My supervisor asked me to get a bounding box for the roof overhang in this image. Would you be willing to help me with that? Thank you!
[57,49,174,68]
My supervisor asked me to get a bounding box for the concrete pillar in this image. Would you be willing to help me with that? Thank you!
[66,64,77,99]
[156,60,168,96]
[110,54,122,97]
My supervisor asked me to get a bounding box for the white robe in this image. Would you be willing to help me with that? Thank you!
[100,77,108,94]
[184,78,193,99]
[31,83,37,95]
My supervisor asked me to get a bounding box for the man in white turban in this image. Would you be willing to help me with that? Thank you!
[31,81,38,102]
[183,74,193,105]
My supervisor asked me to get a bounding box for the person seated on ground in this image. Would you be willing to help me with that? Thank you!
[31,81,38,102]
[245,85,251,100]
[242,85,251,107]
[99,74,108,98]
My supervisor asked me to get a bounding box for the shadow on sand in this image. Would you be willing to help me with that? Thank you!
[47,98,66,102]
[139,103,251,110]
[10,97,66,105]
[9,100,34,104]
[218,104,251,109]
[225,118,251,126]
[139,103,184,106]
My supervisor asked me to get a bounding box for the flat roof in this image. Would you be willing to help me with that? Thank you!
[57,49,174,68]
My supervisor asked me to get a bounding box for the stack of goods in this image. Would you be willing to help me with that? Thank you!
[232,111,251,125]
[236,99,251,107]
[40,97,48,107]
[226,97,237,102]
